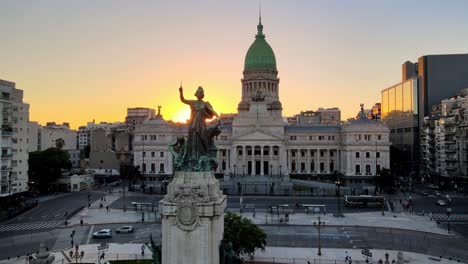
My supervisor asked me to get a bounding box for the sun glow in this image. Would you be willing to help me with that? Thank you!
[171,107,191,123]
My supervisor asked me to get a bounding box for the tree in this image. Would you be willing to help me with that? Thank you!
[28,147,72,193]
[223,212,266,256]
[376,168,395,193]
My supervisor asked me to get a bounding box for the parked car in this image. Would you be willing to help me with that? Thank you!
[116,226,134,233]
[436,200,447,206]
[92,229,112,238]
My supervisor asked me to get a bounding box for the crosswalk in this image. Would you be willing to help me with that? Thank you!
[432,213,468,222]
[0,221,62,232]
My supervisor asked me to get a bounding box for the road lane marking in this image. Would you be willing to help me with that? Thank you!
[86,225,95,244]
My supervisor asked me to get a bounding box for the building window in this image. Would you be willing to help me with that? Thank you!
[376,165,381,174]
[301,151,305,157]
[318,136,324,141]
[300,162,305,171]
[291,151,296,157]
[309,136,313,140]
[142,163,146,173]
[151,151,155,157]
[366,152,370,158]
[366,165,371,175]
[330,151,334,157]
[320,150,324,157]
[376,152,380,158]
[273,148,278,156]
[328,136,335,140]
[377,135,382,140]
[160,152,164,157]
[291,162,296,171]
[159,163,165,173]
[355,165,360,174]
[290,136,297,140]
[310,162,315,171]
[364,135,371,141]
[320,162,324,172]
[247,149,252,155]
[151,163,155,173]
[142,151,146,158]
[355,152,360,158]
[263,149,269,155]
[150,135,156,140]
[330,162,334,172]
[238,149,243,156]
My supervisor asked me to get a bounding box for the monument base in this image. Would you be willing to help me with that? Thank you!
[160,170,226,264]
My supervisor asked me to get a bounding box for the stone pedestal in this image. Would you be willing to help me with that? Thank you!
[160,171,226,264]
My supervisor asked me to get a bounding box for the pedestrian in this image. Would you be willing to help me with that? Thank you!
[106,205,109,212]
[71,240,74,247]
[80,219,83,226]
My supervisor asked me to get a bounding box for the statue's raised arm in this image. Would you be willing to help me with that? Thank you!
[179,86,190,105]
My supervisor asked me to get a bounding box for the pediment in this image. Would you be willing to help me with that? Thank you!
[231,129,283,141]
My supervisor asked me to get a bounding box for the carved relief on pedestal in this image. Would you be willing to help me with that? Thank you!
[170,184,208,232]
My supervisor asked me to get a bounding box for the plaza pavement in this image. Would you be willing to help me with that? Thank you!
[1,192,462,263]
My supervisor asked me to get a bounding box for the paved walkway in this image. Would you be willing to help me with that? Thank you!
[0,245,464,264]
[66,192,450,235]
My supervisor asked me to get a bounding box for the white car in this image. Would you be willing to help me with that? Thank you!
[116,226,134,233]
[93,229,112,238]
[436,200,447,206]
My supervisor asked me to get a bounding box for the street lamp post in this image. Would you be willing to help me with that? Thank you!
[279,165,282,178]
[69,245,84,264]
[8,171,12,217]
[313,216,323,256]
[334,178,343,217]
[447,208,452,233]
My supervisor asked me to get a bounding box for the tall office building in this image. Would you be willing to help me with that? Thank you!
[382,53,468,177]
[0,79,29,197]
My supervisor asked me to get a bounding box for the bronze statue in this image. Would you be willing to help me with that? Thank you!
[174,86,220,171]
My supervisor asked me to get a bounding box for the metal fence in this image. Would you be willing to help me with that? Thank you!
[245,257,377,264]
[220,183,372,197]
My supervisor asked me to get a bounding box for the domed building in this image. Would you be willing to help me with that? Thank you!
[133,16,391,193]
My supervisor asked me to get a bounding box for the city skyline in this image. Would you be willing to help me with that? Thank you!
[2,1,468,129]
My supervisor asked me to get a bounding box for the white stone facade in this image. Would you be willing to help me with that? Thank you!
[0,79,30,196]
[133,115,180,182]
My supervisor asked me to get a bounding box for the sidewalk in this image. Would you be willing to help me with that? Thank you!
[1,245,464,264]
[240,211,451,235]
[252,247,466,264]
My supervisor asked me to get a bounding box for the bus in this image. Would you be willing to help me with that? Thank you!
[344,195,384,208]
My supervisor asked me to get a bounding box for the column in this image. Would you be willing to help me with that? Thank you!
[216,149,221,172]
[326,149,330,174]
[269,145,274,175]
[260,145,264,176]
[315,149,320,173]
[251,146,255,176]
[306,148,310,173]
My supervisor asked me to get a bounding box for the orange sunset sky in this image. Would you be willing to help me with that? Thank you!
[2,1,468,129]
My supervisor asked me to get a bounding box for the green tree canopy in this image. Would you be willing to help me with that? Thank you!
[28,147,72,193]
[223,212,266,256]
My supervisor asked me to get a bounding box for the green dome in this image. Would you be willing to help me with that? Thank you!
[244,20,277,71]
